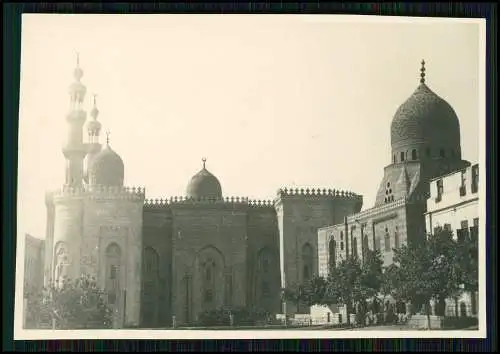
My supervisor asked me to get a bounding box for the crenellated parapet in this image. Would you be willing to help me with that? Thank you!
[143,196,275,209]
[49,184,146,202]
[275,187,363,201]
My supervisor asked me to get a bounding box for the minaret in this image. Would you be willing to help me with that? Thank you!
[62,52,88,186]
[83,94,103,182]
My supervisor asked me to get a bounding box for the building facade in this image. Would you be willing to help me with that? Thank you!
[36,57,363,328]
[425,163,479,317]
[313,60,472,321]
[23,234,45,295]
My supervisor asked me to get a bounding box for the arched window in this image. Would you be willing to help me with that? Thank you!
[400,152,405,162]
[301,243,314,282]
[363,235,369,256]
[394,226,400,249]
[142,247,160,326]
[143,247,159,276]
[202,258,216,305]
[257,248,275,301]
[54,243,69,287]
[105,243,122,305]
[411,149,418,161]
[328,237,336,269]
[384,227,391,252]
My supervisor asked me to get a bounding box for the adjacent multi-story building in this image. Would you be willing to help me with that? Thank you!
[425,163,479,317]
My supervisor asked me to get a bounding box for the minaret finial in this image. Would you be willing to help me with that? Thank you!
[202,157,207,169]
[76,51,80,67]
[93,93,97,107]
[106,130,110,145]
[420,59,426,84]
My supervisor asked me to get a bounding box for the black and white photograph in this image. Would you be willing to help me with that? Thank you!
[14,14,486,340]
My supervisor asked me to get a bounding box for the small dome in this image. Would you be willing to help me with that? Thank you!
[390,61,461,155]
[88,144,124,187]
[186,159,222,200]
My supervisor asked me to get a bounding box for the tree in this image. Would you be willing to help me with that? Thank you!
[323,256,362,326]
[391,228,462,329]
[26,274,113,329]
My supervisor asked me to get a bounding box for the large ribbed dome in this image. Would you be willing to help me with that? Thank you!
[390,61,461,159]
[88,144,124,187]
[186,159,222,200]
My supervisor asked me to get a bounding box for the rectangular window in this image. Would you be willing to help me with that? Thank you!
[460,170,467,196]
[471,165,479,193]
[110,265,118,280]
[470,218,479,242]
[436,179,444,202]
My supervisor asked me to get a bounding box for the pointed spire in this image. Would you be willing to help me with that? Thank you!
[73,51,84,81]
[202,157,207,169]
[90,93,99,120]
[420,59,426,84]
[105,130,110,145]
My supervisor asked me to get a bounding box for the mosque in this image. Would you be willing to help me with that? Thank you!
[39,56,363,328]
[31,56,471,328]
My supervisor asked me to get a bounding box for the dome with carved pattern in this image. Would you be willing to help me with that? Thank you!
[390,61,461,160]
[186,159,222,200]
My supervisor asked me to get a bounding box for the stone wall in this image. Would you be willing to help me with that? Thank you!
[170,203,248,324]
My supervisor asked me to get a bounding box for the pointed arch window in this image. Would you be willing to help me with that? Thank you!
[202,258,216,305]
[384,227,391,252]
[328,237,336,269]
[105,243,122,305]
[302,243,314,282]
[394,226,400,249]
[54,243,69,287]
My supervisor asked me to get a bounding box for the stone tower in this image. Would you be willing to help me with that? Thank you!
[274,188,363,315]
[44,55,145,327]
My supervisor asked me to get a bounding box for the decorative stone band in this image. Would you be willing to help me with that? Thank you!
[49,185,146,202]
[346,196,408,223]
[276,187,362,200]
[143,196,275,209]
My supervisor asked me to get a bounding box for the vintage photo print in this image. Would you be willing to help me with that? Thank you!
[14,14,486,340]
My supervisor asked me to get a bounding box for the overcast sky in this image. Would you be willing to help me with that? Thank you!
[17,15,483,239]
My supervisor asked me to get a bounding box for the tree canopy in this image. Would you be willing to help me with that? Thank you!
[25,274,113,329]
